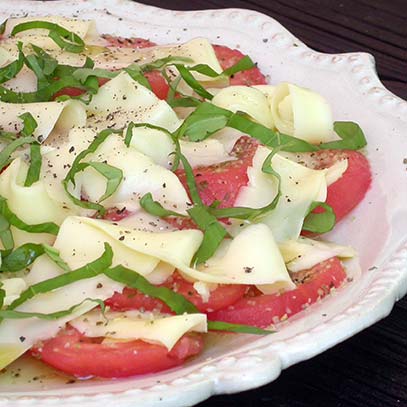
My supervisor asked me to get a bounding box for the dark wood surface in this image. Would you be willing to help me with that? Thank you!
[135,1,407,406]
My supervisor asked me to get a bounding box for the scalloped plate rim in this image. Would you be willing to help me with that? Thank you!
[0,1,406,406]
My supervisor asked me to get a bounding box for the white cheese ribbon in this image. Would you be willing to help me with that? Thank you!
[279,237,356,272]
[212,86,274,128]
[181,224,295,293]
[3,16,99,42]
[271,83,334,144]
[234,146,328,242]
[87,72,181,132]
[70,310,207,350]
[0,100,86,143]
[79,133,191,212]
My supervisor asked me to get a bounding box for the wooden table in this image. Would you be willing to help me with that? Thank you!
[137,1,407,406]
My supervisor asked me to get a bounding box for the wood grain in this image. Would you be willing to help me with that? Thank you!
[135,1,406,406]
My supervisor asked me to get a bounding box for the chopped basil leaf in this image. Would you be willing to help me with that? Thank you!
[63,129,123,214]
[24,143,42,186]
[124,122,174,147]
[0,42,24,84]
[19,112,38,137]
[222,55,255,77]
[175,64,214,100]
[11,21,85,53]
[0,242,68,273]
[319,121,367,150]
[207,321,273,335]
[141,56,193,72]
[104,265,199,314]
[124,64,152,90]
[0,287,4,309]
[302,201,336,234]
[188,205,228,265]
[0,214,13,252]
[6,243,113,312]
[0,19,7,35]
[140,193,185,218]
[207,144,282,220]
[179,102,318,152]
[0,76,84,103]
[73,67,117,83]
[0,298,105,320]
[0,195,59,236]
[31,44,59,76]
[0,136,36,172]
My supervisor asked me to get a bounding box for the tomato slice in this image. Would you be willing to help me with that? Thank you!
[31,327,203,378]
[213,44,267,86]
[207,257,347,328]
[306,150,372,222]
[106,272,248,314]
[101,34,157,48]
[175,136,259,208]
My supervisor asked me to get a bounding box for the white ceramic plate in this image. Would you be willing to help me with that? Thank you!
[0,1,406,406]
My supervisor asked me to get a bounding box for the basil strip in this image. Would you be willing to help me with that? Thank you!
[0,214,13,252]
[0,243,69,273]
[0,298,105,320]
[19,112,38,137]
[31,44,59,76]
[63,128,123,214]
[0,76,84,103]
[0,42,24,84]
[0,136,36,171]
[319,121,367,150]
[140,193,185,218]
[0,287,4,309]
[6,243,113,311]
[73,67,117,83]
[124,122,174,147]
[141,56,193,73]
[124,64,152,90]
[188,205,228,265]
[104,265,199,314]
[0,195,59,235]
[207,321,272,335]
[222,55,255,77]
[0,19,7,35]
[0,243,43,272]
[24,143,42,186]
[302,201,336,234]
[11,21,85,53]
[175,64,214,100]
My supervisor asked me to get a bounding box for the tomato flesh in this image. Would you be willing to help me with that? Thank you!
[106,272,248,314]
[308,150,372,222]
[32,327,203,378]
[213,44,267,86]
[175,136,259,208]
[207,257,347,328]
[102,34,157,49]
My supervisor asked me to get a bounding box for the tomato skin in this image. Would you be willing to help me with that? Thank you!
[106,272,248,314]
[310,150,372,222]
[207,257,347,328]
[31,327,203,378]
[213,44,267,86]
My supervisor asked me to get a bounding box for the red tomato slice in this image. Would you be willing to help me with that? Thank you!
[175,136,259,208]
[213,44,267,86]
[31,327,203,378]
[106,272,248,314]
[101,34,157,48]
[207,257,347,328]
[306,150,372,222]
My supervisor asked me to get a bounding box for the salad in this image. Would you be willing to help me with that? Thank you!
[0,16,371,379]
